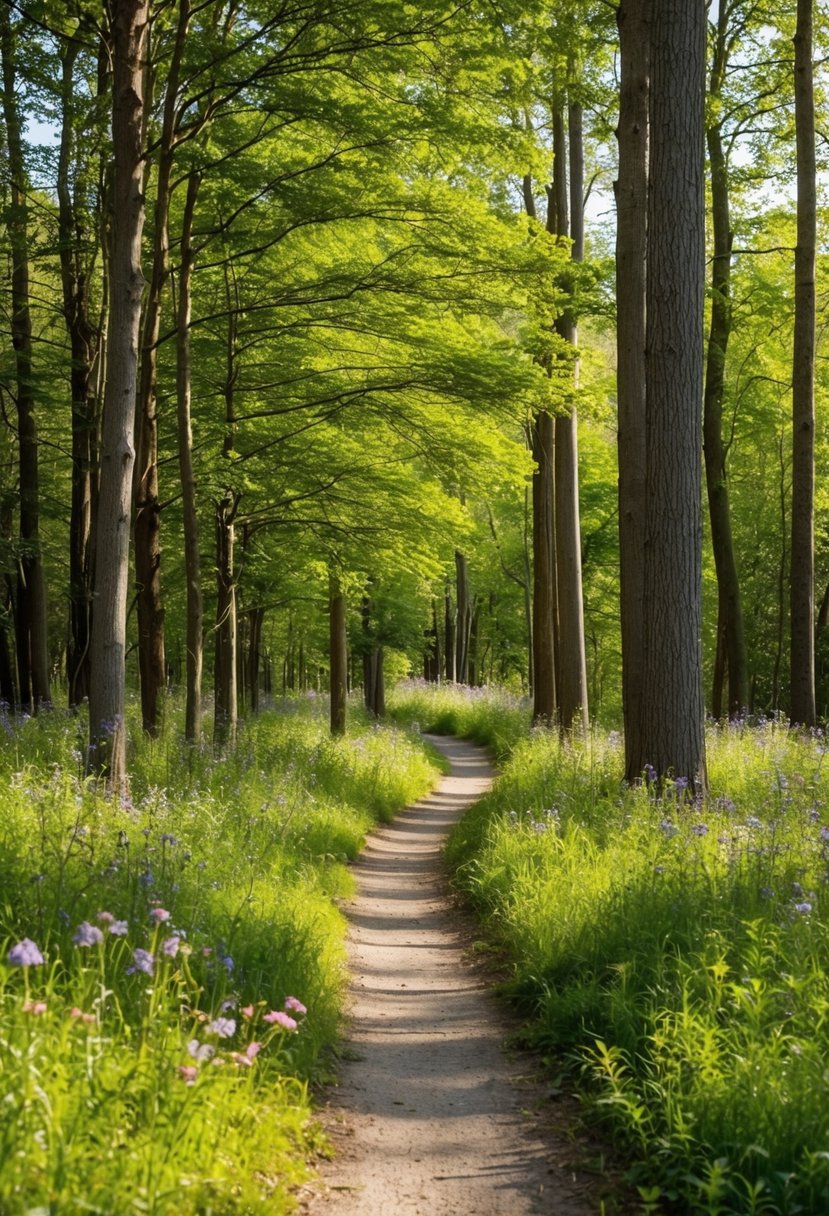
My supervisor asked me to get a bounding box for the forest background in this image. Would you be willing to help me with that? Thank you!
[0,0,825,783]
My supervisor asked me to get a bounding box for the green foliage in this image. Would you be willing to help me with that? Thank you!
[442,704,829,1213]
[0,695,438,1213]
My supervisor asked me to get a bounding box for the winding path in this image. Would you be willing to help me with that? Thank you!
[303,735,600,1216]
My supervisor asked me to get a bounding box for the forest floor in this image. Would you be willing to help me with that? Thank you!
[299,735,621,1216]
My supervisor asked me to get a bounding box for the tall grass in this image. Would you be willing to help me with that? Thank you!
[390,683,829,1214]
[387,677,530,761]
[0,694,437,1214]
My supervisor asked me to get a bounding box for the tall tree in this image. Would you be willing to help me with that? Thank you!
[703,0,749,719]
[88,0,149,786]
[627,0,707,788]
[790,0,816,727]
[616,0,649,781]
[0,7,51,711]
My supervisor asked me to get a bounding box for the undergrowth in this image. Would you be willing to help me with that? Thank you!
[393,683,829,1215]
[0,693,437,1214]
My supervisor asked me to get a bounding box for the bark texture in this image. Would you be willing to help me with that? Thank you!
[633,0,707,789]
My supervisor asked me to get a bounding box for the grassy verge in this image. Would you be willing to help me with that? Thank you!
[0,695,437,1214]
[387,677,530,762]
[393,683,829,1214]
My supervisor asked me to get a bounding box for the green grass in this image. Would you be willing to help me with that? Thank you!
[0,694,438,1214]
[391,684,829,1215]
[387,677,530,761]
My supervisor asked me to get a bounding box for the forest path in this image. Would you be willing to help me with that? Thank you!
[300,735,601,1216]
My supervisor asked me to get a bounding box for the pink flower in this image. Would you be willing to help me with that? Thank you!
[284,996,307,1016]
[22,1000,47,1015]
[230,1052,253,1067]
[97,911,115,924]
[240,1004,255,1019]
[177,1065,198,1085]
[245,1041,262,1059]
[149,908,170,924]
[263,1010,297,1031]
[69,1007,95,1024]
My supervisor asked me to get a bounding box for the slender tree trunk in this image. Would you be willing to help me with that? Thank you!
[630,0,707,790]
[213,490,239,747]
[424,598,441,681]
[58,40,100,708]
[247,606,264,712]
[444,584,455,682]
[177,170,202,743]
[554,96,589,733]
[329,570,347,736]
[616,0,649,780]
[134,0,191,736]
[455,550,471,684]
[790,0,816,727]
[703,7,749,719]
[88,0,149,786]
[531,409,557,724]
[1,10,51,712]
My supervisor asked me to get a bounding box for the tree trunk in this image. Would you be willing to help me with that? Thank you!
[134,3,190,736]
[329,570,347,736]
[790,0,816,727]
[531,409,557,725]
[1,9,51,712]
[615,0,649,780]
[58,39,101,708]
[213,490,240,748]
[444,584,455,682]
[703,5,749,719]
[424,598,441,681]
[455,550,471,684]
[554,96,589,733]
[88,0,148,786]
[247,606,264,712]
[177,170,202,743]
[631,0,707,790]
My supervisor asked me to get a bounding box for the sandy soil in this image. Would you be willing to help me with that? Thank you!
[301,735,608,1216]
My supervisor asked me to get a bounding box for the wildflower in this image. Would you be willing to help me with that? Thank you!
[644,764,657,784]
[178,1065,198,1085]
[230,1051,253,1067]
[284,996,307,1016]
[162,935,181,958]
[245,1040,262,1059]
[160,834,178,847]
[794,901,813,915]
[241,1004,255,1019]
[7,938,44,967]
[187,1039,215,1062]
[149,908,170,924]
[69,1006,95,1024]
[97,911,115,924]
[22,1000,47,1015]
[820,825,829,842]
[660,819,679,839]
[691,823,709,837]
[206,1017,236,1038]
[126,948,155,976]
[220,953,234,975]
[73,921,104,948]
[202,946,213,958]
[108,920,129,937]
[263,1010,297,1031]
[674,777,689,793]
[746,816,762,830]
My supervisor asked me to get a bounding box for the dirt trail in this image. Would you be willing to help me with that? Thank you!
[302,735,601,1216]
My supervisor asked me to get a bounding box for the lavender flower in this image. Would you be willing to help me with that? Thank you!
[794,901,813,915]
[108,920,129,937]
[187,1039,215,1062]
[7,938,44,967]
[206,1017,236,1038]
[73,921,104,947]
[162,935,181,958]
[126,948,155,976]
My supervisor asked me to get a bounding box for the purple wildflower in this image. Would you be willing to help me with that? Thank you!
[206,1017,236,1038]
[691,823,709,837]
[161,935,181,958]
[108,920,129,937]
[73,921,104,947]
[7,938,44,967]
[794,901,813,915]
[187,1039,215,1062]
[126,948,155,976]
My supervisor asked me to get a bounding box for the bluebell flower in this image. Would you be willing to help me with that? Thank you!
[73,921,104,947]
[7,938,44,966]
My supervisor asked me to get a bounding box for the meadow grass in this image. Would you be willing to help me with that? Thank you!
[0,694,437,1214]
[392,684,829,1215]
[387,677,530,762]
